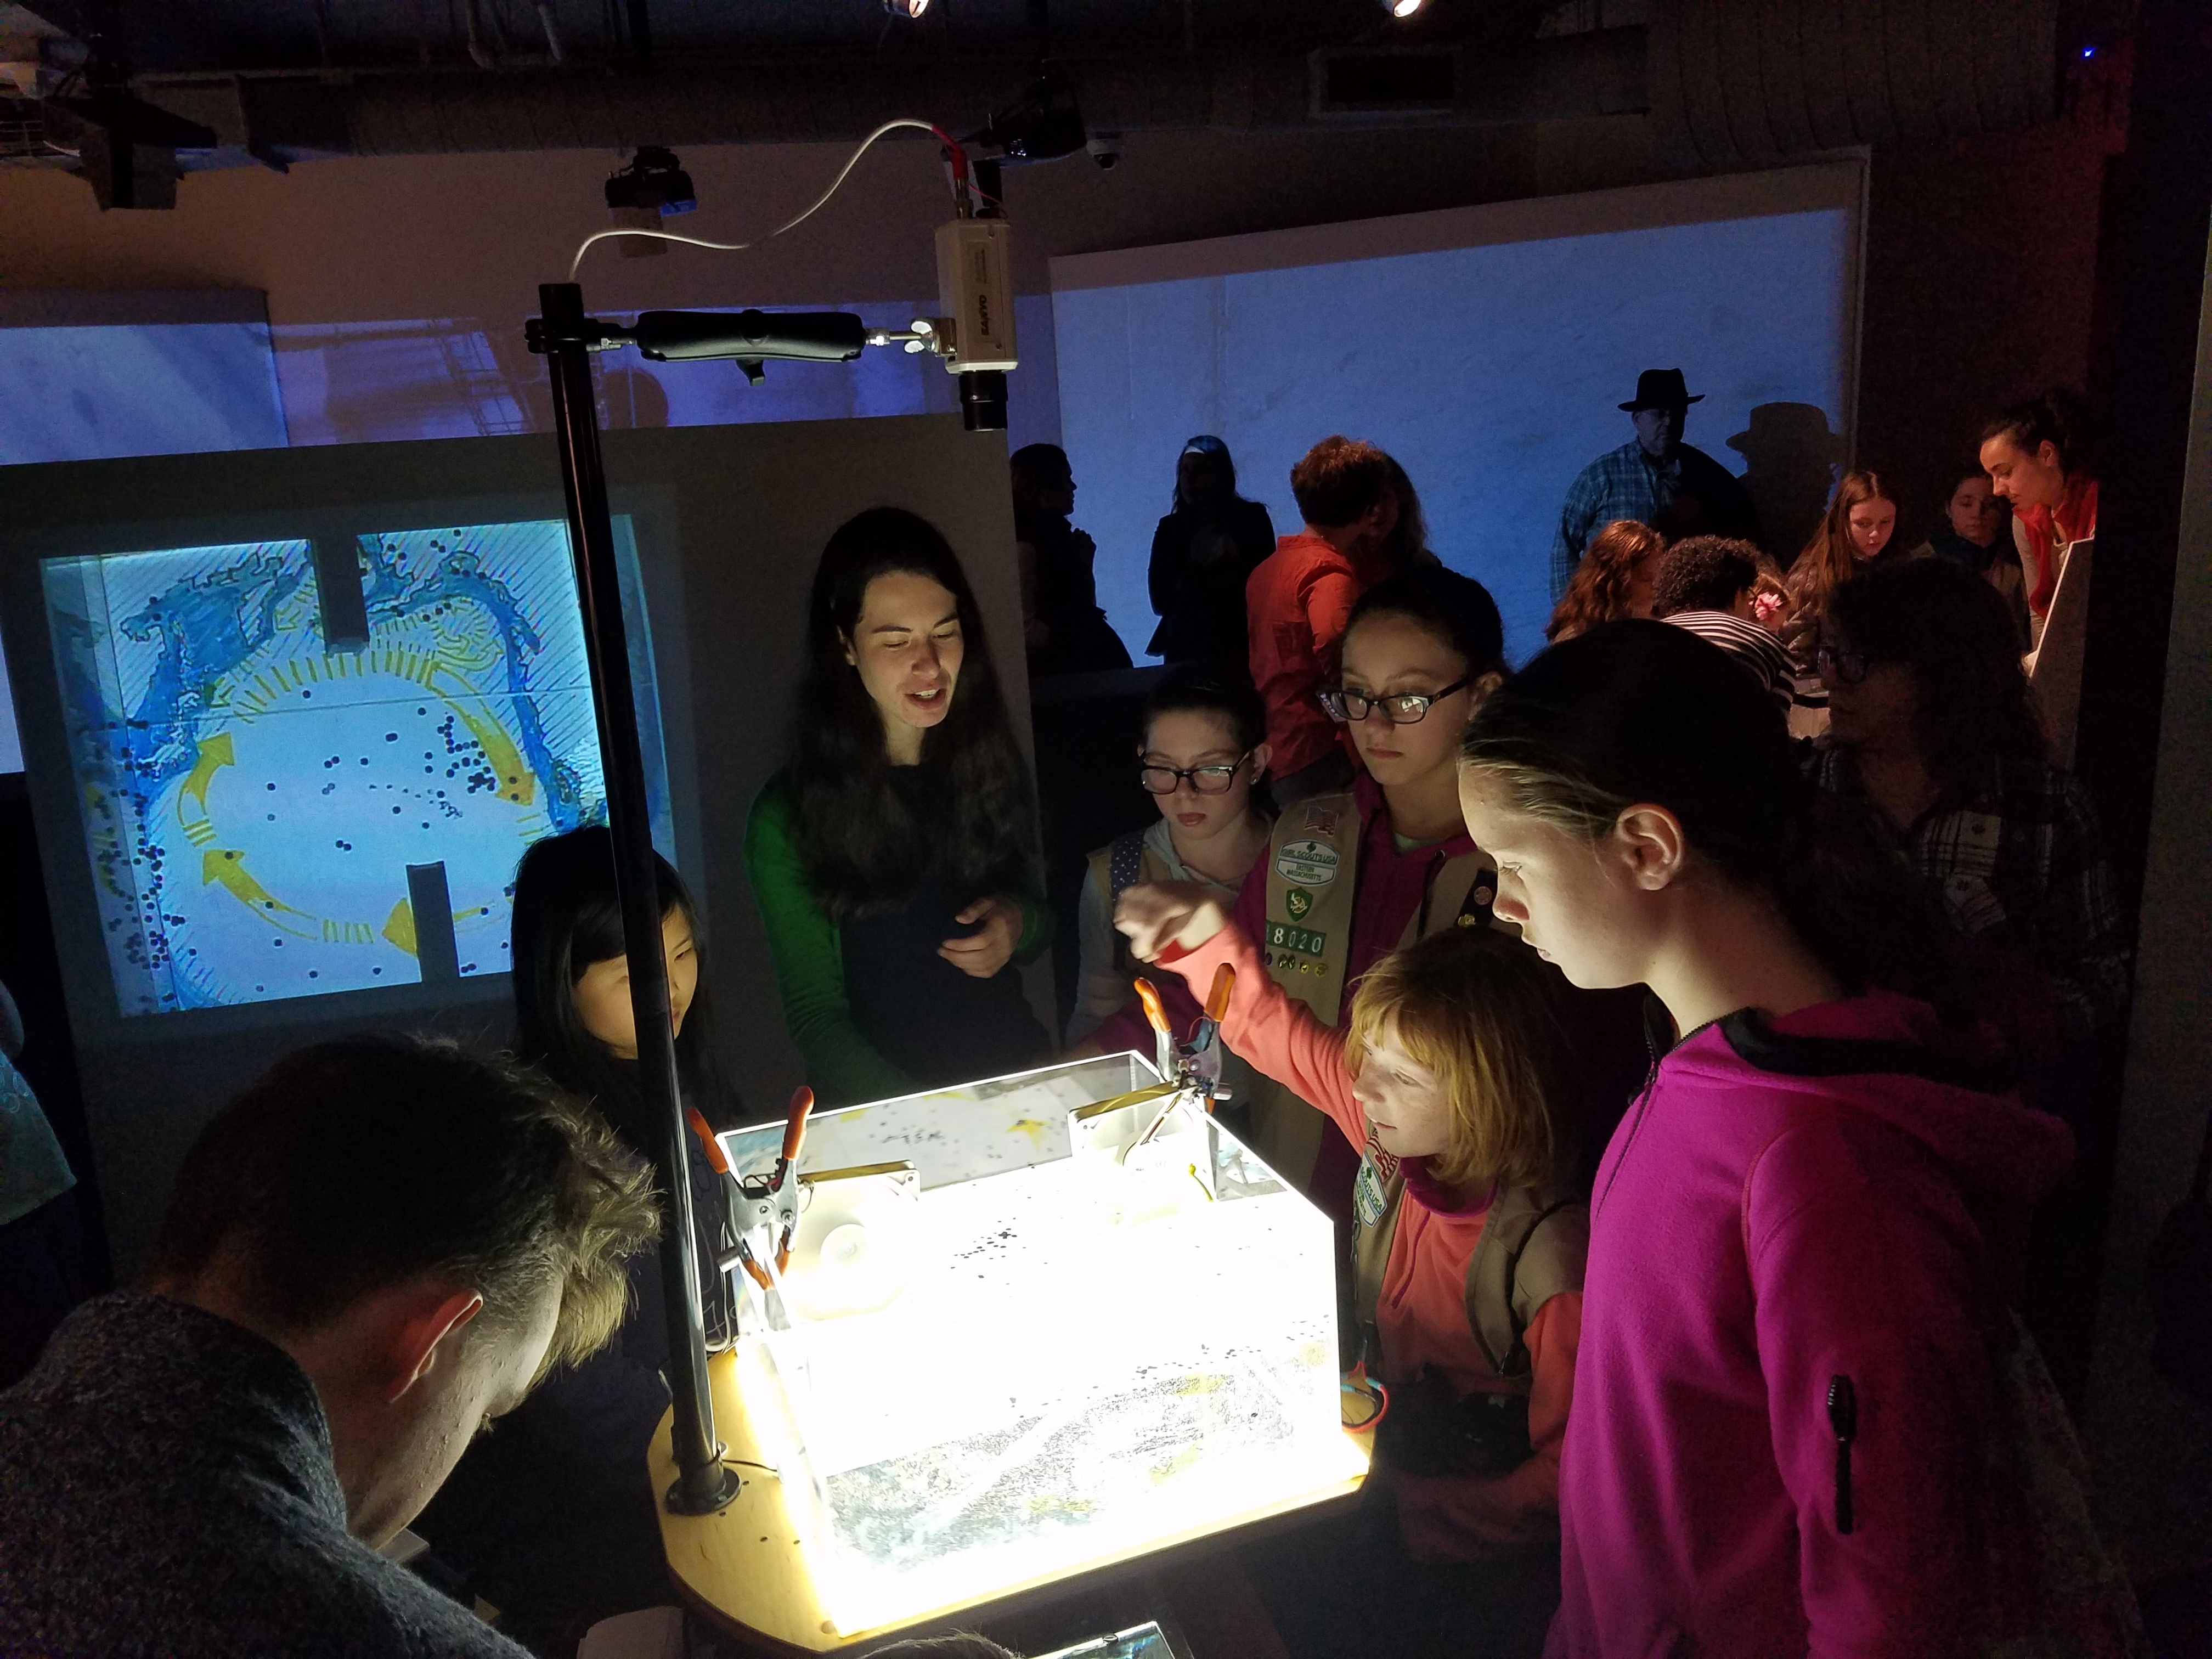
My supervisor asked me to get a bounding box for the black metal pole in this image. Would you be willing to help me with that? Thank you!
[535,280,735,1515]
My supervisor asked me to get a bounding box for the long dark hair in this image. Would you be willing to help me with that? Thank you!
[1141,664,1268,755]
[1788,469,1897,623]
[1825,558,2044,790]
[509,825,741,1143]
[1376,453,1432,572]
[1460,620,1957,1009]
[787,506,1039,919]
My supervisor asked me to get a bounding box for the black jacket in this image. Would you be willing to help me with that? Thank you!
[1146,498,1277,670]
[1018,506,1132,676]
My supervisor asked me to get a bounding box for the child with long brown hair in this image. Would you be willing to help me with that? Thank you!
[1784,468,1901,636]
[1544,518,1666,641]
[1116,891,1586,1658]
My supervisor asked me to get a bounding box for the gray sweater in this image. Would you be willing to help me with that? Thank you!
[0,1293,534,1659]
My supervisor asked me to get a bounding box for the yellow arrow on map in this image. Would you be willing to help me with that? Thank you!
[178,732,235,817]
[201,848,319,936]
[448,704,537,807]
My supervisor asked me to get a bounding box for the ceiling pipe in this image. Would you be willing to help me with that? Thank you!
[1648,0,2058,166]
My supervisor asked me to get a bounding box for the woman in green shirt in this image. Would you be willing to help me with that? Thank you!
[744,507,1052,1105]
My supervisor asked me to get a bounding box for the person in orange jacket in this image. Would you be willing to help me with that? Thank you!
[1117,891,1588,1658]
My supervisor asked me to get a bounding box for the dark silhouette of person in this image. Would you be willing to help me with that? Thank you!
[1146,435,1277,673]
[1550,369,1762,598]
[1011,443,1132,677]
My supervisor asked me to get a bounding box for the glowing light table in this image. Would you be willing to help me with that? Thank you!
[650,1055,1370,1652]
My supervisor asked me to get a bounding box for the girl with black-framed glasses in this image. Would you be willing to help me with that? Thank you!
[1066,670,1274,1056]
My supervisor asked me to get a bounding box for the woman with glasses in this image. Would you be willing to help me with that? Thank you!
[1812,557,2127,1051]
[1066,670,1273,1060]
[744,507,1051,1108]
[1088,567,1515,1201]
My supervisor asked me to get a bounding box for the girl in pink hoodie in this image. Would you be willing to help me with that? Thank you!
[1457,620,2078,1658]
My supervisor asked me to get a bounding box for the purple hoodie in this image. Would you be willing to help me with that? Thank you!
[1547,990,2074,1659]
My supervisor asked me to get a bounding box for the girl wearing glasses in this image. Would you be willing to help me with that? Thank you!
[1087,567,1517,1203]
[1066,670,1273,1049]
[744,508,1050,1108]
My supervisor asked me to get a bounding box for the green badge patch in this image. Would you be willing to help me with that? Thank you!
[1285,887,1313,921]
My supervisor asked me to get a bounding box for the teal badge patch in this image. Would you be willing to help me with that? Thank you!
[1285,887,1313,921]
[1353,1153,1389,1228]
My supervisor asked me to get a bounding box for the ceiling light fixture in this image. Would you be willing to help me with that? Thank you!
[1387,0,1427,15]
[883,0,932,18]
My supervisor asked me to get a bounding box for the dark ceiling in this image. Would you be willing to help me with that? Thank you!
[20,0,1573,78]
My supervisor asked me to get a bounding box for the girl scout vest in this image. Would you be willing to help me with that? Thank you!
[1249,790,1502,1189]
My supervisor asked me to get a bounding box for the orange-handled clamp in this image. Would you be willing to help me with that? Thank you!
[1204,962,1235,1025]
[1135,978,1170,1034]
[770,1086,814,1273]
[729,1085,816,1291]
[685,1106,731,1175]
[778,1086,814,1169]
[1134,977,1176,1082]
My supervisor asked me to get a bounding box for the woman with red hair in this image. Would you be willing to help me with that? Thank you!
[1543,519,1665,642]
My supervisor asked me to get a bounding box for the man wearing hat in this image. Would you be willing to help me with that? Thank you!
[1549,368,1763,599]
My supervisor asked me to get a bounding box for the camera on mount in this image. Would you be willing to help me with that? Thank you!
[605,146,697,216]
[602,146,698,259]
[969,71,1086,165]
[1085,132,1123,171]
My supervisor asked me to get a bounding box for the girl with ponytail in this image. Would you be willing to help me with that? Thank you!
[1457,620,2097,1656]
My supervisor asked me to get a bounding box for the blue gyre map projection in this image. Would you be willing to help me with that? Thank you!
[42,520,658,1014]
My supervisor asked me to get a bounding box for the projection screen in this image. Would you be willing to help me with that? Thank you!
[1050,162,1864,664]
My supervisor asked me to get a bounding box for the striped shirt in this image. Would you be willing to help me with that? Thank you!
[1662,610,1796,712]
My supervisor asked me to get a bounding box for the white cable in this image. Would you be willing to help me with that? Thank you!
[567,118,955,282]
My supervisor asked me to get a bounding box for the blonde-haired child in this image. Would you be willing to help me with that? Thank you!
[1118,885,1587,1655]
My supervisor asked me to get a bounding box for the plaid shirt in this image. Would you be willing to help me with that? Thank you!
[1810,747,2130,1042]
[1550,439,1760,598]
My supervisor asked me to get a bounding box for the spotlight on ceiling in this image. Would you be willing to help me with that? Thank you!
[883,0,932,18]
[1386,0,1428,15]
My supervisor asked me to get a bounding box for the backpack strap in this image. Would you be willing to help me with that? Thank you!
[1463,1185,1589,1380]
[1108,830,1150,904]
[1350,1154,1408,1342]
